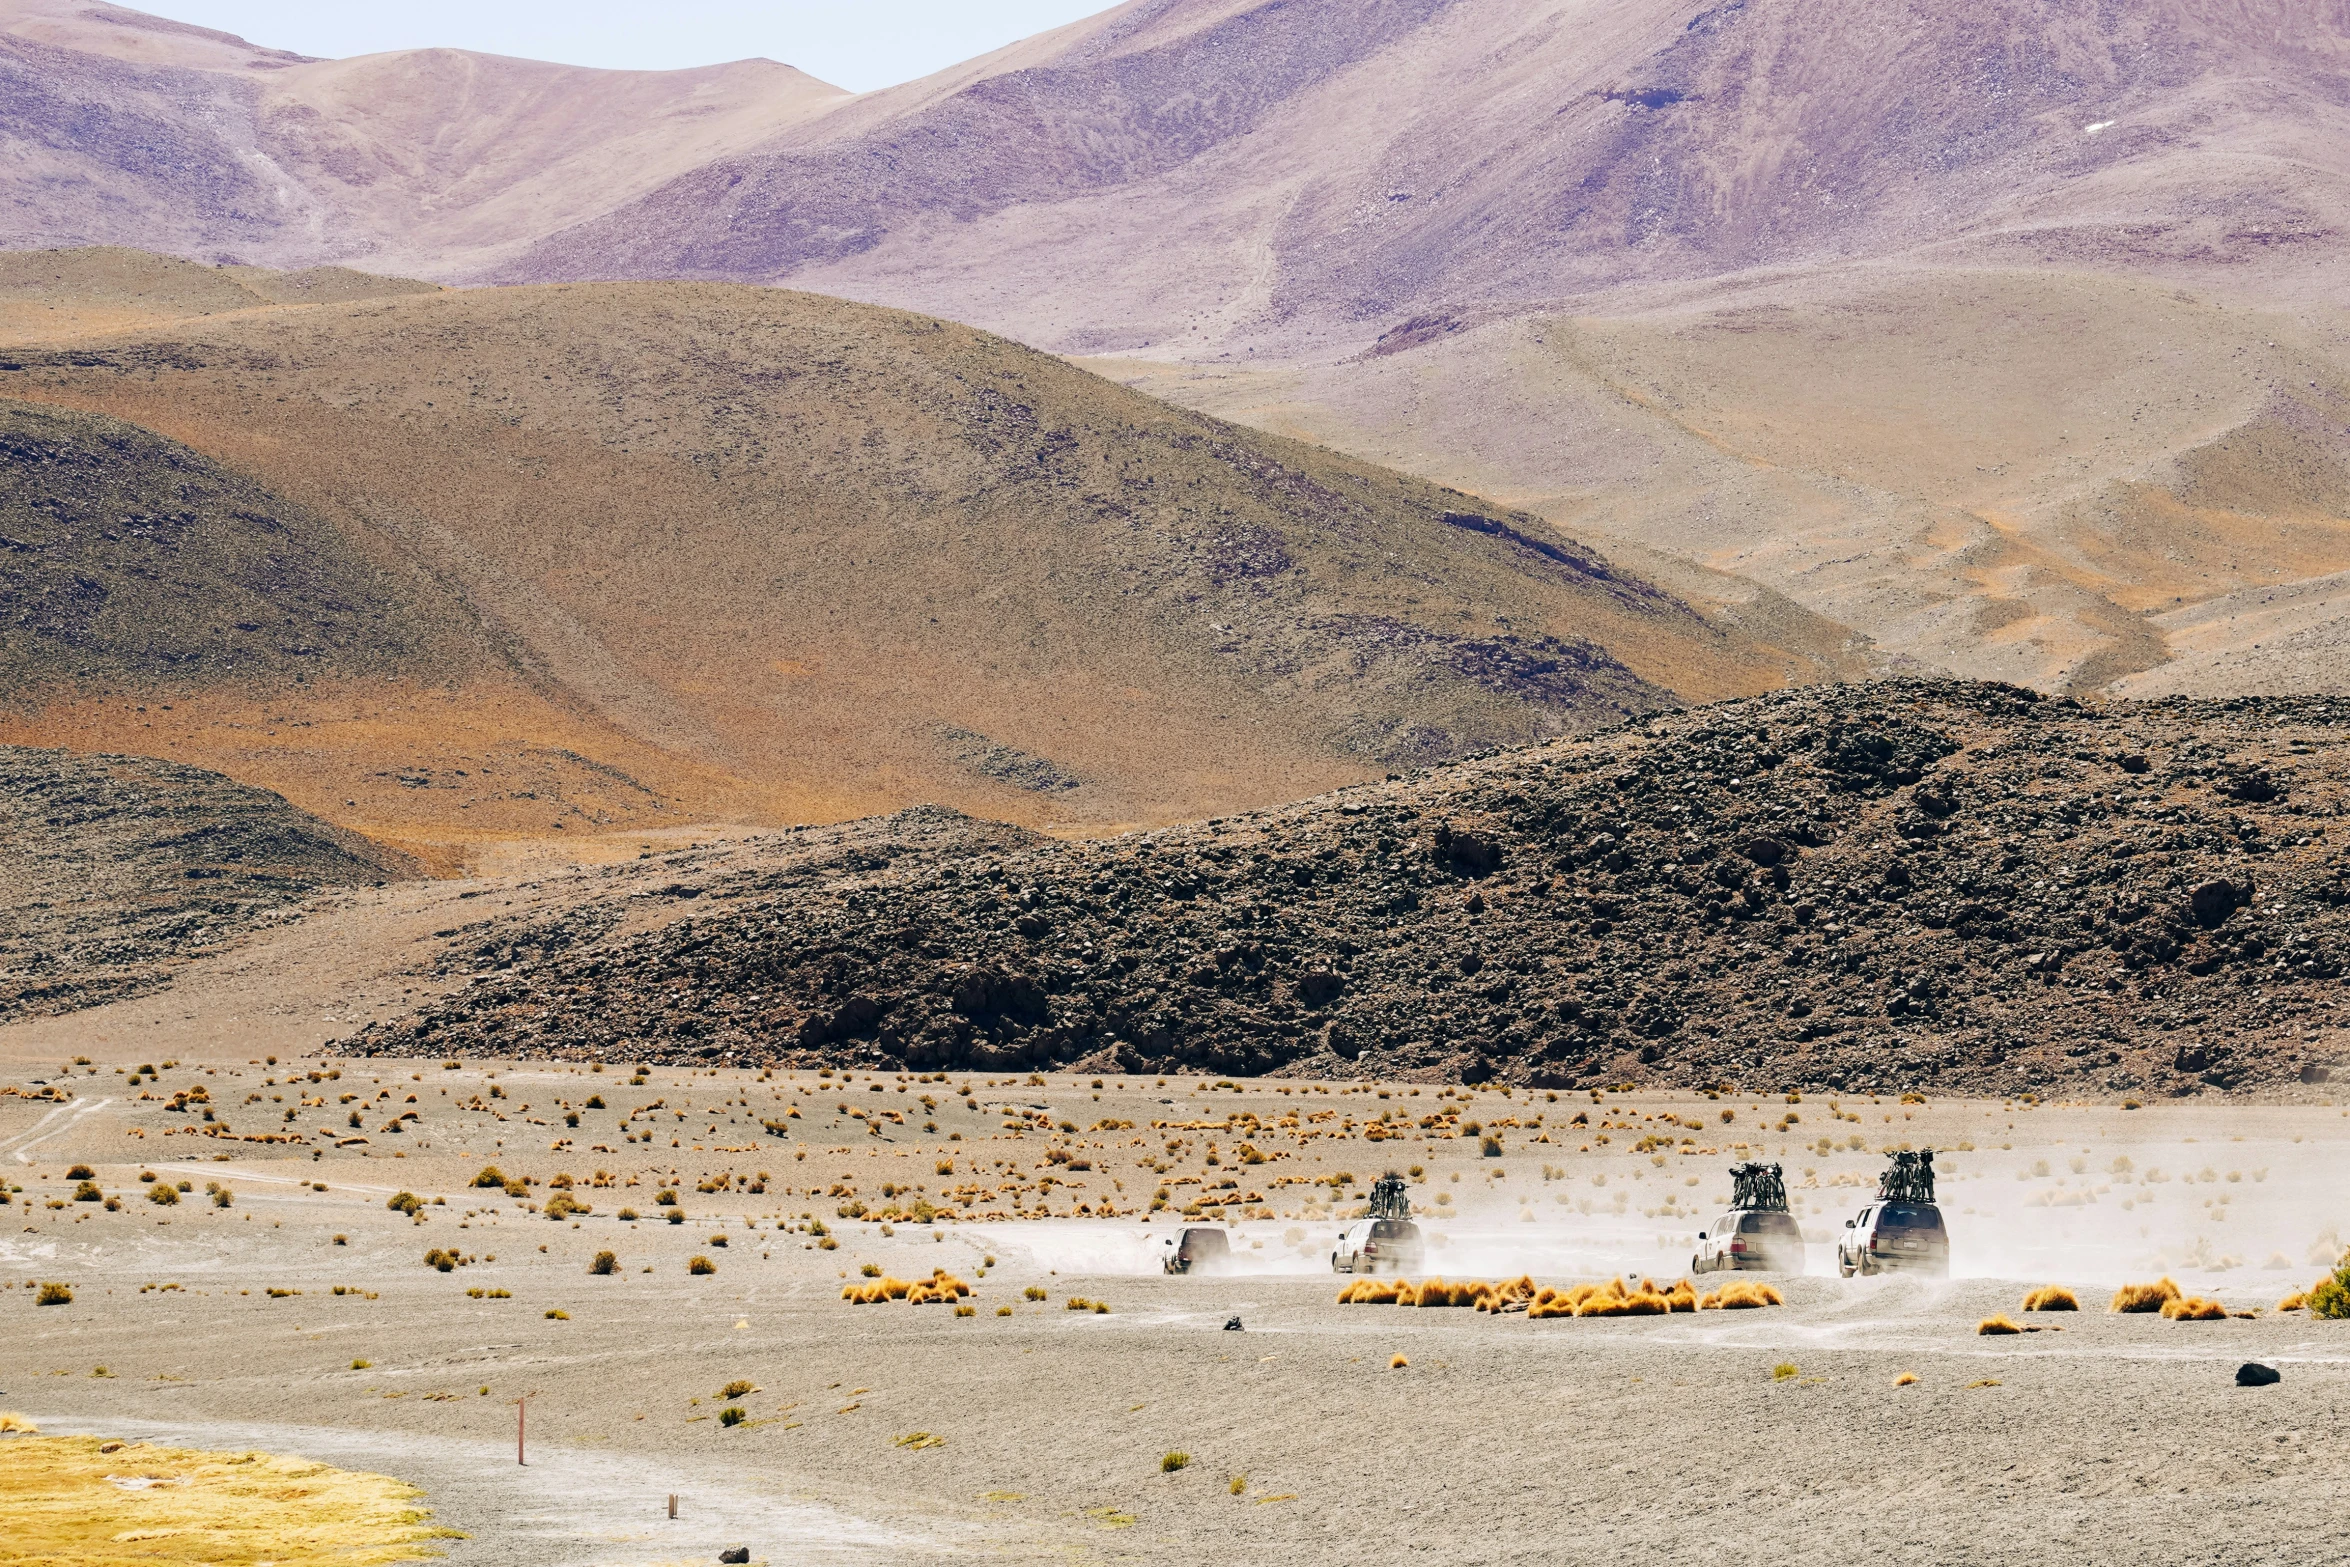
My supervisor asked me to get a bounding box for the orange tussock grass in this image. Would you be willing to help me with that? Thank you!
[2111,1278,2182,1314]
[1336,1279,1411,1305]
[1892,1372,1919,1387]
[1699,1279,1785,1311]
[1978,1314,2024,1335]
[2160,1295,2229,1321]
[2021,1286,2079,1312]
[1389,1354,1409,1369]
[2278,1288,2310,1312]
[846,1268,971,1305]
[907,1271,974,1305]
[1474,1276,1539,1311]
[1408,1279,1490,1308]
[1524,1276,1764,1318]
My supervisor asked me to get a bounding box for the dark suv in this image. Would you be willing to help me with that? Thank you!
[1836,1198,1949,1277]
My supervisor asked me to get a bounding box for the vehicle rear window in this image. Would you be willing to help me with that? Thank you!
[1741,1212,1799,1235]
[1879,1202,1943,1232]
[1371,1220,1418,1241]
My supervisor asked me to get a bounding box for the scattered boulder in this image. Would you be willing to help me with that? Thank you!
[2236,1362,2282,1387]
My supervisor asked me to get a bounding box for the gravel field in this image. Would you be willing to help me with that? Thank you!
[8,1050,2350,1564]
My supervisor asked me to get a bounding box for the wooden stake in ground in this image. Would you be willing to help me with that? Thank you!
[514,1392,536,1465]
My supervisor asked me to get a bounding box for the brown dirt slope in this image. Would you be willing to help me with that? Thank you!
[1112,267,2350,700]
[0,743,417,1022]
[0,248,441,346]
[0,396,471,690]
[0,273,1824,841]
[350,679,2350,1100]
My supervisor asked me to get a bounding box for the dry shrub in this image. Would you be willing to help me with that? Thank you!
[1162,1451,1191,1472]
[2111,1278,2182,1314]
[907,1271,973,1304]
[1700,1279,1784,1311]
[35,1282,71,1307]
[688,1255,717,1276]
[2278,1289,2310,1312]
[720,1379,757,1399]
[1574,1280,1634,1317]
[2306,1259,2350,1319]
[1978,1314,2024,1335]
[1408,1279,1488,1308]
[1473,1276,1538,1311]
[2021,1286,2079,1312]
[1892,1372,1919,1387]
[1336,1279,1410,1305]
[1389,1353,1408,1369]
[588,1251,617,1276]
[2161,1296,2229,1321]
[842,1277,914,1304]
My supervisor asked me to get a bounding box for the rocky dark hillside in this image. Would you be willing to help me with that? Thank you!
[1,745,420,1020]
[347,682,2350,1098]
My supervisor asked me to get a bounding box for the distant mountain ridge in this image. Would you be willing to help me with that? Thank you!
[5,0,2342,349]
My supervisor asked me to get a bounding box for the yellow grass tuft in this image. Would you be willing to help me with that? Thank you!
[1337,1279,1410,1305]
[0,1436,459,1565]
[0,1411,37,1433]
[2161,1295,2229,1321]
[2278,1289,2309,1312]
[2111,1278,2182,1314]
[1977,1314,2024,1335]
[1892,1372,1919,1387]
[1700,1279,1785,1311]
[1407,1279,1489,1308]
[2021,1286,2079,1312]
[1389,1353,1409,1368]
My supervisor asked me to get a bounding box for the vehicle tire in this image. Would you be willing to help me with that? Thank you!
[1837,1257,1854,1279]
[1691,1256,1705,1276]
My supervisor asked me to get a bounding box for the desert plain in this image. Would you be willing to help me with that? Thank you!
[9,987,2350,1565]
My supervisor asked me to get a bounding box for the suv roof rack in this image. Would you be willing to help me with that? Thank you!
[1877,1148,1936,1204]
[1367,1170,1411,1221]
[1730,1160,1788,1212]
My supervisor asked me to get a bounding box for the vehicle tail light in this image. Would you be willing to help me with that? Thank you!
[1728,1239,1746,1254]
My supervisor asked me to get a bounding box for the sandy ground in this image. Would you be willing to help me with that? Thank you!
[8,1033,2350,1565]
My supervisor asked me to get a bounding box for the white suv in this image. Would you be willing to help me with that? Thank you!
[1330,1217,1425,1274]
[1835,1199,1949,1277]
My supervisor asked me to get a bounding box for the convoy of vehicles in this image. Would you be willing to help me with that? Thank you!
[1153,1152,1955,1287]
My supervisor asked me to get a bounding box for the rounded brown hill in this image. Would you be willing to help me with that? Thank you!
[0,276,1831,838]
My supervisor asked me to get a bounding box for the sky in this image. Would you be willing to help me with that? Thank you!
[146,1,1121,92]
